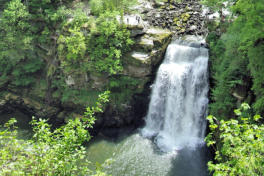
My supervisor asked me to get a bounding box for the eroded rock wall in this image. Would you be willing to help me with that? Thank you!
[0,0,209,130]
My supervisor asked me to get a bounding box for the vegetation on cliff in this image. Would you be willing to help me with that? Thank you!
[204,0,264,118]
[204,0,264,175]
[0,0,134,106]
[0,0,138,174]
[0,0,175,128]
[2,0,264,175]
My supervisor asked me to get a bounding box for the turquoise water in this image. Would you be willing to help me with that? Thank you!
[0,110,33,139]
[0,111,210,176]
[86,130,210,176]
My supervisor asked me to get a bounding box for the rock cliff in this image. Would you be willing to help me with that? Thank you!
[0,0,209,130]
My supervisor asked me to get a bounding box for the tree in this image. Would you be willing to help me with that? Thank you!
[205,0,264,116]
[0,91,110,175]
[202,0,235,22]
[87,11,133,75]
[0,0,135,106]
[0,0,42,88]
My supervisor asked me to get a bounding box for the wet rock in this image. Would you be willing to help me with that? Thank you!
[146,28,172,46]
[138,37,154,51]
[154,1,165,8]
[1,93,59,118]
[131,29,146,37]
[131,52,151,65]
[131,0,153,14]
[143,0,207,36]
[124,65,150,78]
[190,25,197,31]
[89,73,108,89]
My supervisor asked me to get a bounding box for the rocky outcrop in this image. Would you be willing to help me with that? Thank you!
[0,0,209,130]
[96,23,172,128]
[123,27,172,77]
[0,19,172,129]
[0,93,60,120]
[137,0,208,36]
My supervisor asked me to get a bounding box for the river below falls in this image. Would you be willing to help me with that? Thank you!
[0,111,211,176]
[86,129,210,176]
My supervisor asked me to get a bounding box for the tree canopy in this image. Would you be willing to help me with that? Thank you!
[205,0,264,117]
[0,0,134,105]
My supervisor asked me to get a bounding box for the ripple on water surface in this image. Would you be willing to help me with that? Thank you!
[86,132,210,176]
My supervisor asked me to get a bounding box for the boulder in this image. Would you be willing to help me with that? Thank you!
[123,65,151,78]
[123,27,172,78]
[131,52,151,65]
[65,75,75,86]
[145,28,172,47]
[122,15,146,37]
[138,37,154,51]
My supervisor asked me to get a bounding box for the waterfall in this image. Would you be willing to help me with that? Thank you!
[142,38,209,152]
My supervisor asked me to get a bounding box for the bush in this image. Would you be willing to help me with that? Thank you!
[87,11,134,75]
[0,91,110,176]
[89,0,137,16]
[206,103,264,176]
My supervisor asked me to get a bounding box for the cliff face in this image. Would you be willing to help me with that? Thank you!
[92,24,173,128]
[0,16,172,129]
[0,0,208,129]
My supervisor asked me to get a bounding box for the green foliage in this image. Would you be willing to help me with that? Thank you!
[0,0,44,88]
[206,103,264,176]
[0,0,33,56]
[58,27,87,73]
[50,72,101,106]
[248,44,264,113]
[201,0,234,14]
[108,76,139,90]
[208,29,249,118]
[64,28,86,61]
[87,11,134,75]
[0,53,43,87]
[89,0,137,16]
[11,57,43,87]
[107,76,142,107]
[84,91,110,127]
[0,0,134,106]
[58,7,90,74]
[61,88,101,106]
[58,7,134,76]
[0,91,110,175]
[206,0,264,116]
[0,0,31,64]
[198,1,264,174]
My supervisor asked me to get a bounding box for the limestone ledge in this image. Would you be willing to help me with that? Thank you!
[123,27,172,78]
[0,93,59,118]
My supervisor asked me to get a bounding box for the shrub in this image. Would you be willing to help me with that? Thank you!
[206,103,264,176]
[87,11,134,75]
[89,0,137,16]
[0,91,110,176]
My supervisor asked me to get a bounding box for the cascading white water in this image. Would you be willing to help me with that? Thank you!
[142,38,209,152]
